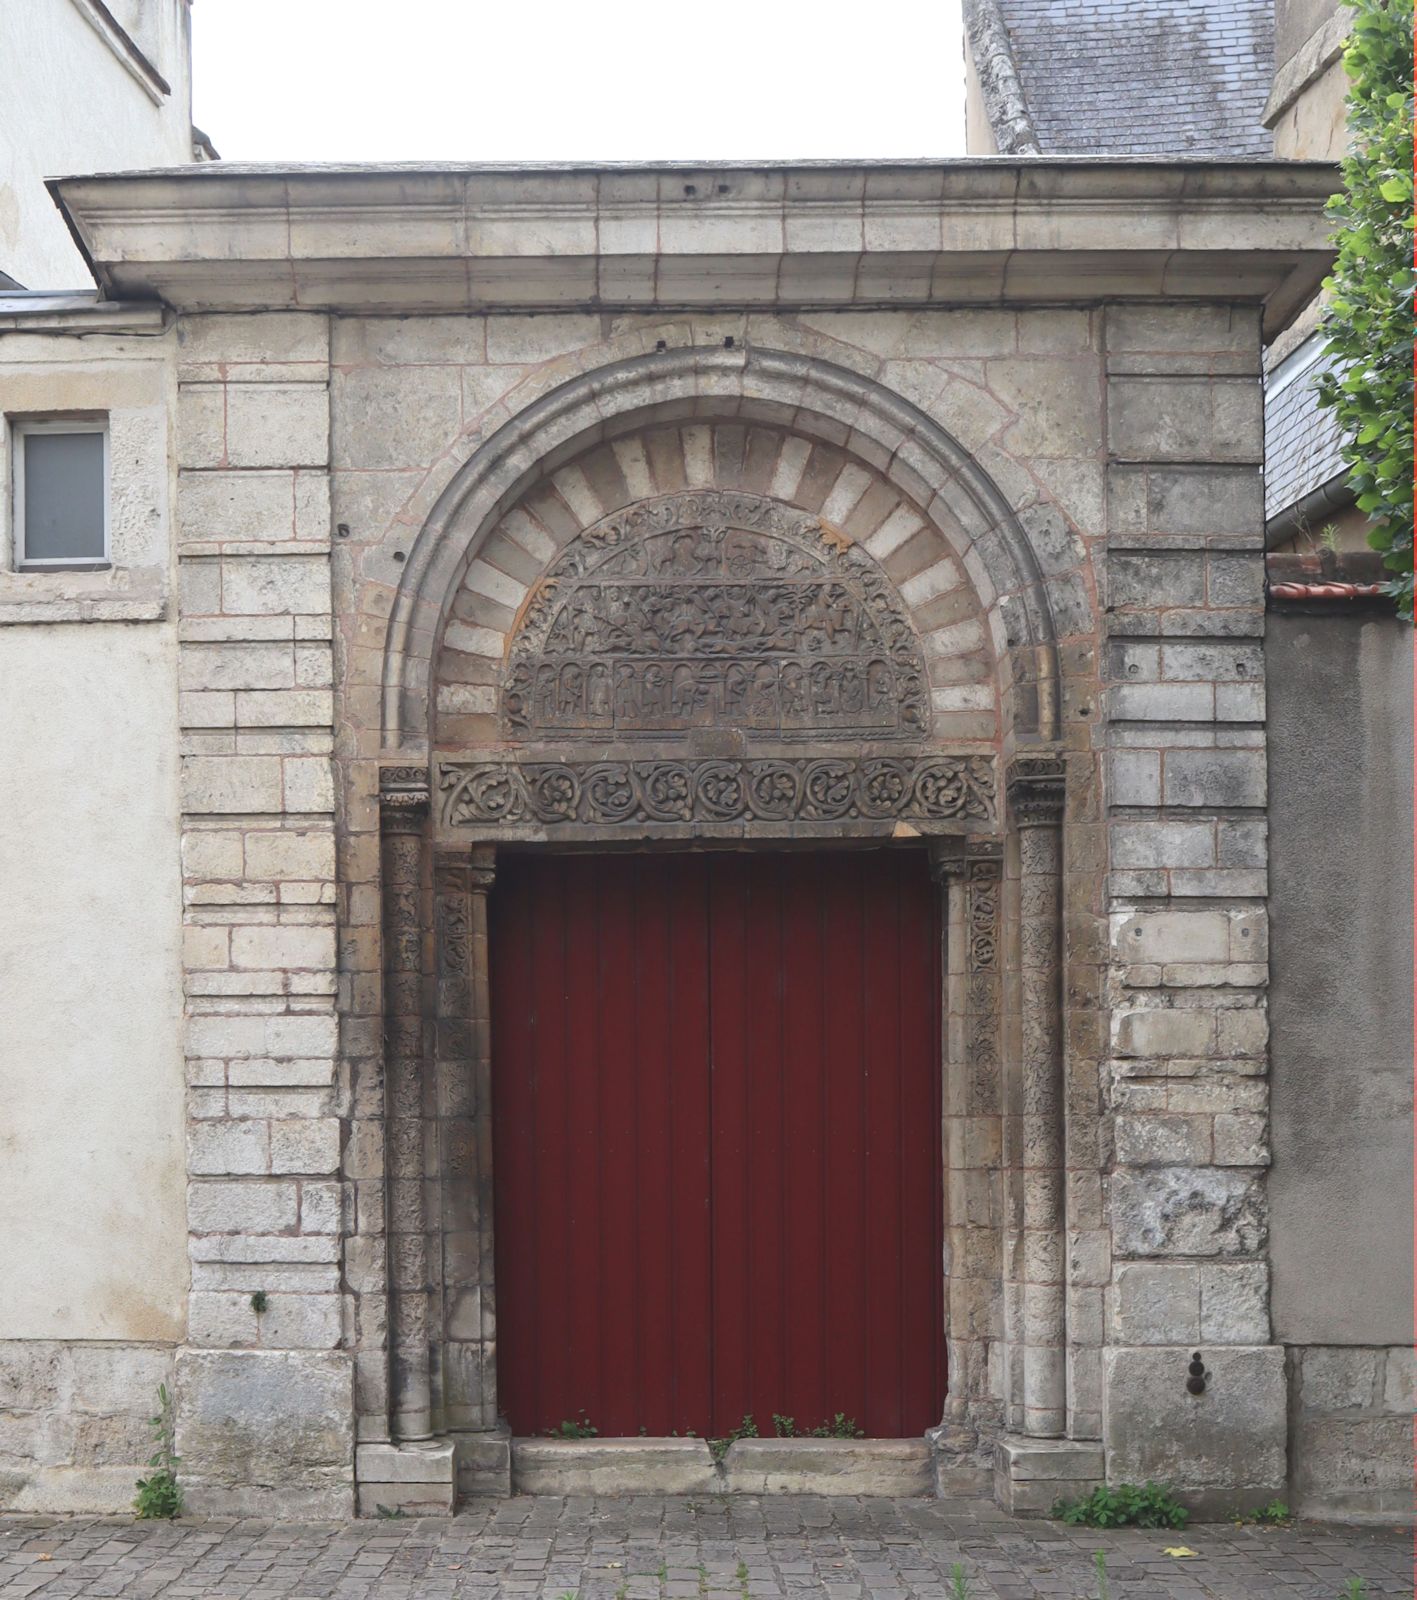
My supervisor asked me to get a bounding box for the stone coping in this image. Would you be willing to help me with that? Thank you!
[0,292,167,335]
[49,161,1337,332]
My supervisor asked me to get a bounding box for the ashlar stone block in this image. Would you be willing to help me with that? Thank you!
[175,1349,353,1517]
[1104,1345,1285,1511]
[225,385,329,469]
[1109,1263,1200,1344]
[1110,1167,1266,1258]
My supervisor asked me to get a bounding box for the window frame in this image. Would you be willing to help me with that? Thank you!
[11,417,111,571]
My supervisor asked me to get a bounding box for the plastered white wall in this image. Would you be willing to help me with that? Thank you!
[0,621,187,1341]
[0,0,195,290]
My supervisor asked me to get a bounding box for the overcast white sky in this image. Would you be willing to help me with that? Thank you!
[191,0,966,165]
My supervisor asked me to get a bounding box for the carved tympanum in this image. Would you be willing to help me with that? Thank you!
[501,491,930,742]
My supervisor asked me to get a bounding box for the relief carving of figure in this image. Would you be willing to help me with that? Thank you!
[586,663,612,720]
[497,491,931,742]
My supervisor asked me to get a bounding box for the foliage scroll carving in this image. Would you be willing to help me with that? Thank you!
[436,754,995,834]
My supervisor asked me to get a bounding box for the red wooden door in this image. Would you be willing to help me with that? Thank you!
[490,850,943,1440]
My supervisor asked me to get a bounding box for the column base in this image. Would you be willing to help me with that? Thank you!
[993,1435,1104,1516]
[356,1440,456,1516]
[926,1422,993,1497]
[456,1424,513,1497]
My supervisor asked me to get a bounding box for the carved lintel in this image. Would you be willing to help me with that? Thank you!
[1007,754,1065,826]
[437,753,996,833]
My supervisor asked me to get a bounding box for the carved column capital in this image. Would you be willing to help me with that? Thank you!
[467,844,496,894]
[434,844,497,895]
[929,834,1001,884]
[380,765,431,831]
[1007,754,1065,826]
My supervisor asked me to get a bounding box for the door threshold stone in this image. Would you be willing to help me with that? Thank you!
[722,1437,933,1496]
[510,1436,947,1497]
[512,1437,719,1495]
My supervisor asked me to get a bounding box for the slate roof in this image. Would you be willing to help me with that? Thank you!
[982,0,1275,156]
[1264,334,1349,524]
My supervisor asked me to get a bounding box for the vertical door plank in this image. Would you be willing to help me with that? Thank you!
[708,853,751,1436]
[668,854,714,1431]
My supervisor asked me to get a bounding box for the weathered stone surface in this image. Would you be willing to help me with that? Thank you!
[175,1350,354,1516]
[1110,1168,1266,1258]
[511,1437,717,1497]
[993,1437,1104,1516]
[723,1438,932,1497]
[1198,1263,1270,1344]
[1109,1263,1199,1345]
[1103,1345,1285,1509]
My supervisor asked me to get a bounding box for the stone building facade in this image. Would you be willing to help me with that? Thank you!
[0,158,1378,1520]
[964,0,1416,1522]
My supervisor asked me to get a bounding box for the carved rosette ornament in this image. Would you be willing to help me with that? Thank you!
[501,491,931,743]
[437,754,995,834]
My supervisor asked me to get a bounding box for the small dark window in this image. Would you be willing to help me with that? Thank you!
[14,422,108,567]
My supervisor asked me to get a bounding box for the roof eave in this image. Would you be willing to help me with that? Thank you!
[48,159,1338,337]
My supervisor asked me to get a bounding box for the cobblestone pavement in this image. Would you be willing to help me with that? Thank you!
[0,1497,1411,1599]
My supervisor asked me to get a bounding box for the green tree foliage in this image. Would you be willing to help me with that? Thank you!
[1316,0,1415,615]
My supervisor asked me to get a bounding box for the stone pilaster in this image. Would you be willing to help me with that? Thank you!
[932,837,1004,1491]
[1009,758,1067,1440]
[430,846,511,1499]
[380,790,432,1444]
[432,847,498,1434]
[172,312,351,1517]
[1099,305,1283,1514]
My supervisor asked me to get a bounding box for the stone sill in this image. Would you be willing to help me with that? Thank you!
[510,1435,939,1497]
[0,597,167,624]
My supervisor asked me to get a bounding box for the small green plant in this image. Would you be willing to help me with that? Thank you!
[1316,0,1415,616]
[1094,1550,1110,1600]
[949,1561,971,1599]
[249,1289,268,1314]
[807,1412,864,1439]
[1340,1580,1370,1599]
[1052,1482,1188,1530]
[133,1383,182,1520]
[709,1412,758,1462]
[375,1503,406,1519]
[546,1411,597,1439]
[771,1412,795,1437]
[1241,1497,1298,1523]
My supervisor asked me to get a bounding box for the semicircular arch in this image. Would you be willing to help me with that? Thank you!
[382,345,1059,753]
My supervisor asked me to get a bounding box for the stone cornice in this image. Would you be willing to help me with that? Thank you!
[0,292,169,337]
[48,160,1337,336]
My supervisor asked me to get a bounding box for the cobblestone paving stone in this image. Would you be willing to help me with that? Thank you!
[0,1498,1411,1599]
